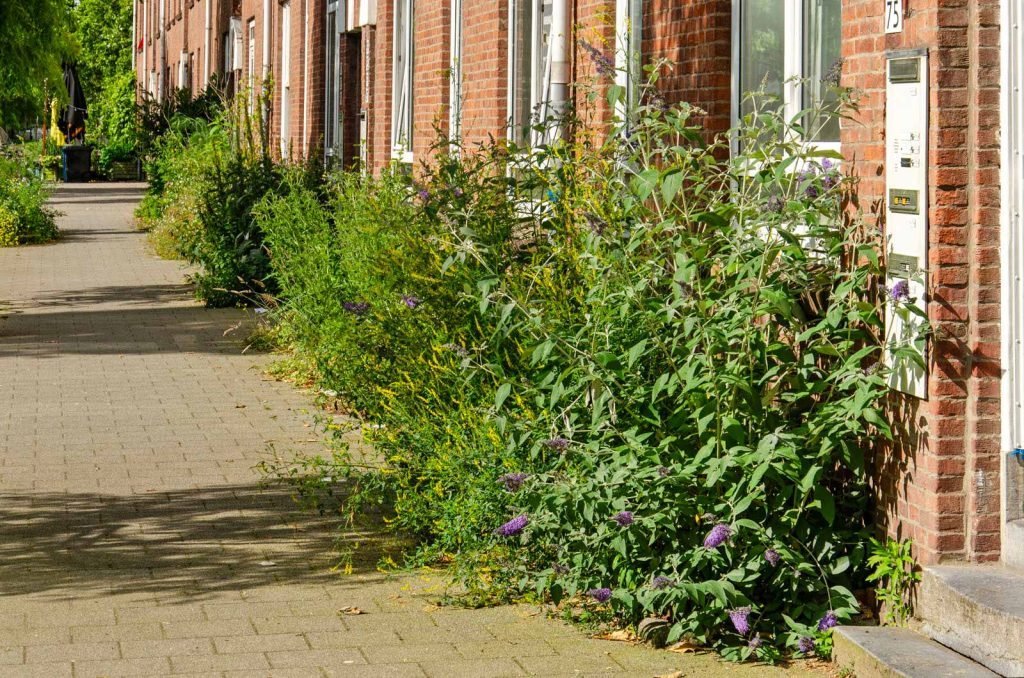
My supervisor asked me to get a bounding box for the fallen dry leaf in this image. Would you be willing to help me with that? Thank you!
[666,640,701,654]
[338,606,364,615]
[655,672,684,678]
[594,629,636,643]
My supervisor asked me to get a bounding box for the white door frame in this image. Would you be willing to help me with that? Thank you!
[1000,0,1024,567]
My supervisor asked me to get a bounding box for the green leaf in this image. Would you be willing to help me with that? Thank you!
[494,383,512,410]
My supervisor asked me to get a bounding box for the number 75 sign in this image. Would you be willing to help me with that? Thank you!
[885,0,904,34]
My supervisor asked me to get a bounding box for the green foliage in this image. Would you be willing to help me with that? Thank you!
[866,537,920,626]
[0,147,59,246]
[71,0,133,102]
[70,0,137,169]
[138,89,318,306]
[0,0,74,128]
[137,114,230,259]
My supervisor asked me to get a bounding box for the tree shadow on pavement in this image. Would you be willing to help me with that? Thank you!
[0,478,405,601]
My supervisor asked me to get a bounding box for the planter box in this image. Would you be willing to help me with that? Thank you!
[107,159,141,181]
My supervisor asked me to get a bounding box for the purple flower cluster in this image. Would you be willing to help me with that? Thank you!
[497,472,530,492]
[588,588,613,603]
[343,301,370,316]
[417,189,430,202]
[889,279,910,303]
[817,610,838,632]
[728,607,751,635]
[823,57,844,87]
[579,40,615,78]
[613,511,634,527]
[401,294,421,309]
[650,575,674,590]
[798,636,815,655]
[703,523,732,549]
[764,549,781,567]
[542,437,570,452]
[495,514,529,537]
[748,633,763,650]
[766,195,786,214]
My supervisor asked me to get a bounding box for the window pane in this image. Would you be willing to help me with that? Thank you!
[739,0,785,121]
[325,11,337,152]
[511,0,533,144]
[803,0,841,142]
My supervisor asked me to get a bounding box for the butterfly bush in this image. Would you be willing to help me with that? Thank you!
[424,81,903,661]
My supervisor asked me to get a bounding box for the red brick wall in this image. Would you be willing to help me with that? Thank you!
[843,0,1002,565]
[642,0,732,139]
[371,0,394,173]
[412,2,451,160]
[458,0,510,154]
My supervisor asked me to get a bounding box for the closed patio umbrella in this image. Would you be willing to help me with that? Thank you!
[58,62,87,143]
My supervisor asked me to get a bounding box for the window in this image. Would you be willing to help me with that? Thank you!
[280,2,292,158]
[392,0,414,161]
[247,19,256,112]
[508,0,560,147]
[615,0,643,118]
[733,0,842,147]
[449,0,463,142]
[325,0,341,159]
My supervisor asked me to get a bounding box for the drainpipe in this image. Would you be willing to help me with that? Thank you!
[550,0,570,131]
[159,0,166,100]
[204,0,212,86]
[302,0,310,156]
[262,0,272,79]
[142,1,148,92]
[132,0,138,71]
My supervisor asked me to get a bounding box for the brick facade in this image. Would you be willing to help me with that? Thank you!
[136,0,1009,566]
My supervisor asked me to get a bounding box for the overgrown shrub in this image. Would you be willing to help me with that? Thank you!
[259,76,910,660]
[136,115,228,258]
[0,146,58,246]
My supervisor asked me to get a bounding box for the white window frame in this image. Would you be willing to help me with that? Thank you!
[391,0,414,163]
[614,0,642,120]
[247,19,256,113]
[449,0,463,143]
[508,0,557,148]
[280,2,292,158]
[730,0,841,155]
[325,0,343,160]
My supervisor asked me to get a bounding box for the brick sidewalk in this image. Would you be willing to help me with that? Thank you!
[0,184,811,677]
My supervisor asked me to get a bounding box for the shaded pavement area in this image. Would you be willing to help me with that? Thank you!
[0,183,817,677]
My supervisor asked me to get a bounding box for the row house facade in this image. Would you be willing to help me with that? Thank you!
[134,0,1023,575]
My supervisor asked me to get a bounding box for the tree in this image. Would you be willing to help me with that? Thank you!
[71,0,133,106]
[0,0,75,129]
[71,0,136,155]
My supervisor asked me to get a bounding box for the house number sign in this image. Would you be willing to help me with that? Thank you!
[885,0,904,34]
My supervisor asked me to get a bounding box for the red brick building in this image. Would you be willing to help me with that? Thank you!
[135,0,1022,574]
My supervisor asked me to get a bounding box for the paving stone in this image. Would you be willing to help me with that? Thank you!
[169,651,272,673]
[120,636,215,658]
[420,658,527,677]
[214,632,310,654]
[0,662,73,678]
[71,622,165,643]
[265,647,367,668]
[23,641,121,663]
[73,656,174,678]
[361,642,461,665]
